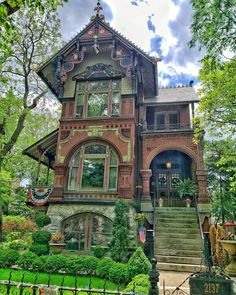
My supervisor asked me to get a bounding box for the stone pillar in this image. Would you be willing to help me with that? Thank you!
[140,169,152,200]
[196,170,208,203]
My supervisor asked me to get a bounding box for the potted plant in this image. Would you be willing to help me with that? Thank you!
[49,232,66,254]
[177,178,198,207]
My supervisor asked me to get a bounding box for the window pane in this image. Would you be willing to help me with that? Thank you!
[87,93,108,117]
[68,167,78,190]
[77,82,85,92]
[85,145,106,154]
[82,159,105,188]
[72,152,80,165]
[90,81,109,91]
[112,81,121,89]
[112,92,120,115]
[110,150,117,165]
[109,167,117,189]
[156,114,165,129]
[169,113,179,129]
[76,94,84,117]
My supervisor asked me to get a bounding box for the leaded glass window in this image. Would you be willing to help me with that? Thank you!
[68,144,118,191]
[75,80,121,118]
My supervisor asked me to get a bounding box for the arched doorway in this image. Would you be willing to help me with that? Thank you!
[62,213,113,251]
[150,150,193,206]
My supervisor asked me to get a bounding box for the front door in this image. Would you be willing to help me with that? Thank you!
[157,172,181,206]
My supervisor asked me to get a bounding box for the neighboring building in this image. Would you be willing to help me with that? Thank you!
[24,2,209,270]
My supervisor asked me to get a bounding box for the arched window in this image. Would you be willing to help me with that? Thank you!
[68,143,118,191]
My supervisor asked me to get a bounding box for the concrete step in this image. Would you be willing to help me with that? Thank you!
[156,233,201,239]
[156,243,201,251]
[157,262,205,272]
[156,228,200,235]
[156,222,198,229]
[157,207,195,212]
[156,238,202,246]
[156,255,203,265]
[155,248,203,257]
[157,217,197,222]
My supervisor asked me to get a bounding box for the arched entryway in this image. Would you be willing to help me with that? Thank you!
[150,150,195,206]
[62,213,113,251]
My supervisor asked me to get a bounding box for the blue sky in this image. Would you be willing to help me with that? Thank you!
[58,0,204,87]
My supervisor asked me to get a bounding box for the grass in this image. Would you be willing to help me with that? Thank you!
[0,268,120,292]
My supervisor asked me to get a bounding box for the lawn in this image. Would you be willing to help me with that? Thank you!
[0,268,121,292]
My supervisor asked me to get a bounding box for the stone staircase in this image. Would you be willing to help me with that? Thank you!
[154,207,204,272]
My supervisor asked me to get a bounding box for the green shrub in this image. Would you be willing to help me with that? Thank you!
[127,247,151,279]
[92,245,106,259]
[35,213,51,228]
[65,256,85,274]
[17,252,38,269]
[81,256,99,273]
[108,262,129,284]
[0,249,20,267]
[96,258,114,279]
[30,243,49,256]
[31,256,48,272]
[43,255,68,273]
[6,239,29,251]
[32,230,52,244]
[124,274,150,294]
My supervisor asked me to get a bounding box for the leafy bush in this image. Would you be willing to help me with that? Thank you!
[30,244,49,256]
[124,274,150,294]
[51,232,64,243]
[96,258,114,279]
[3,216,36,235]
[31,256,48,272]
[81,256,99,273]
[65,256,85,274]
[127,247,151,279]
[5,239,29,251]
[92,245,106,259]
[17,252,38,269]
[35,213,51,228]
[0,249,20,267]
[32,230,52,244]
[108,262,129,284]
[43,255,68,273]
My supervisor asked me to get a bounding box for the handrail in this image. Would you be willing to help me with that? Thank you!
[141,123,192,132]
[193,194,204,246]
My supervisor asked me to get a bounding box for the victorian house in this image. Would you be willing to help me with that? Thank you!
[24,2,209,271]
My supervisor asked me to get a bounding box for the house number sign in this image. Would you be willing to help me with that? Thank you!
[189,276,233,295]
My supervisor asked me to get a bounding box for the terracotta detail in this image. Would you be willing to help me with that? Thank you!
[140,169,152,200]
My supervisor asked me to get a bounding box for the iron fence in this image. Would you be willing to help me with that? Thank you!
[0,272,136,295]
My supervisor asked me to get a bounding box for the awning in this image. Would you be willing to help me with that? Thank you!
[23,129,59,169]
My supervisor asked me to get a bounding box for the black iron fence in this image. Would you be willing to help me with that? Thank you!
[0,272,136,295]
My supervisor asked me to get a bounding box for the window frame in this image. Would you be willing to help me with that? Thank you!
[154,111,180,130]
[67,143,119,192]
[75,79,121,119]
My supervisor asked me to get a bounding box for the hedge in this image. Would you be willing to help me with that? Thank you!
[0,248,150,285]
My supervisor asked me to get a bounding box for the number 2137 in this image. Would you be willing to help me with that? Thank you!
[204,283,220,294]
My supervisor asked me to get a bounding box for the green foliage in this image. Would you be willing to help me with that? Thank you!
[32,230,52,244]
[65,256,85,275]
[31,256,48,272]
[35,213,51,228]
[110,200,130,262]
[108,262,129,284]
[30,244,49,256]
[42,255,68,273]
[4,239,29,251]
[124,274,150,294]
[96,258,114,279]
[92,245,106,259]
[177,178,198,199]
[205,140,236,222]
[190,0,236,58]
[0,249,20,267]
[127,247,151,279]
[17,252,37,269]
[194,58,236,140]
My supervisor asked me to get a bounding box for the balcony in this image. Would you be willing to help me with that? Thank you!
[141,123,193,134]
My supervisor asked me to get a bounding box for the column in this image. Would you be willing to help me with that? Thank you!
[140,169,152,200]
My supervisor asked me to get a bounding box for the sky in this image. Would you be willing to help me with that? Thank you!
[58,0,204,87]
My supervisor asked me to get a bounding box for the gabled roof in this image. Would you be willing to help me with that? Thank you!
[37,15,160,100]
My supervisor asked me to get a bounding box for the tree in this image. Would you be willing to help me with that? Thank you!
[204,140,236,223]
[0,170,11,242]
[190,0,236,58]
[0,0,67,71]
[110,200,130,262]
[0,7,61,168]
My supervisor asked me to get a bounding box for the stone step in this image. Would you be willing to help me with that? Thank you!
[156,238,202,246]
[156,243,201,251]
[156,232,201,239]
[157,216,197,222]
[156,255,203,265]
[157,220,198,226]
[155,248,203,257]
[156,228,200,235]
[157,207,196,212]
[156,222,199,229]
[157,262,205,272]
